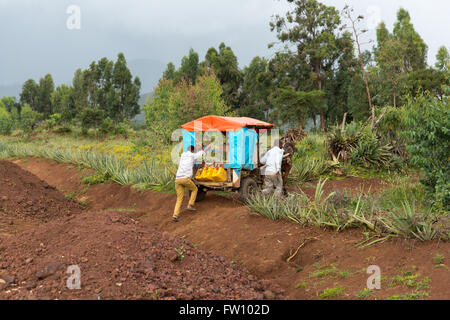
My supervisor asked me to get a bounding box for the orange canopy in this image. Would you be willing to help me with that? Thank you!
[181,116,274,132]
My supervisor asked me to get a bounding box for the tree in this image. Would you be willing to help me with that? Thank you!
[374,22,405,108]
[342,5,376,129]
[402,68,449,100]
[38,74,55,117]
[270,87,325,130]
[405,87,450,210]
[111,53,141,122]
[78,107,105,135]
[51,84,75,122]
[435,46,450,72]
[169,70,230,125]
[270,0,349,131]
[19,104,40,132]
[0,102,13,135]
[143,78,177,142]
[144,71,230,142]
[393,8,428,72]
[163,62,176,80]
[240,56,273,120]
[203,43,243,110]
[20,79,40,111]
[0,97,18,113]
[179,48,199,84]
[71,68,88,117]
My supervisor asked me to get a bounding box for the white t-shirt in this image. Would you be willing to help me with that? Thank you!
[260,146,284,175]
[176,150,205,179]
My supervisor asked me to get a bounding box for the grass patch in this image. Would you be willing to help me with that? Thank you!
[433,253,445,265]
[387,291,429,300]
[309,264,352,279]
[247,177,449,243]
[319,286,345,299]
[355,288,374,299]
[295,282,307,289]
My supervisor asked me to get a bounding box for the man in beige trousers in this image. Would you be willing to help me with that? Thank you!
[172,144,212,222]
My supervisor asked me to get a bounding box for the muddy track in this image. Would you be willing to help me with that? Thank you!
[4,158,450,299]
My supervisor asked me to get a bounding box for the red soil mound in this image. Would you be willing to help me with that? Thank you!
[0,160,283,300]
[0,160,83,221]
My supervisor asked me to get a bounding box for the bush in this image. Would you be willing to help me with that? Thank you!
[45,113,62,130]
[99,117,115,135]
[19,104,40,133]
[0,105,13,135]
[404,88,450,210]
[350,131,394,169]
[78,108,105,135]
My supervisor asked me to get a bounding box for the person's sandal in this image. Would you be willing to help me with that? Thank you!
[187,206,197,211]
[172,217,181,222]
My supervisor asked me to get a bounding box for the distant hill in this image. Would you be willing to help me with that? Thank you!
[128,59,165,93]
[133,92,153,124]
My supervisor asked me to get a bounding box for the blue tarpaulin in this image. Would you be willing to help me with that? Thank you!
[182,127,258,171]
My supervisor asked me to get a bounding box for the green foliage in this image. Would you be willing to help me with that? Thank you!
[240,56,272,120]
[291,134,332,182]
[38,74,55,117]
[319,287,345,299]
[435,46,450,72]
[174,245,185,261]
[246,193,301,221]
[143,79,176,142]
[19,104,40,132]
[99,117,115,135]
[309,264,351,279]
[0,97,18,113]
[355,288,374,299]
[433,253,445,265]
[350,132,396,169]
[0,104,13,135]
[270,0,352,131]
[203,43,243,110]
[144,71,231,142]
[271,87,325,129]
[45,113,62,130]
[51,84,75,122]
[20,79,40,111]
[246,177,449,242]
[78,108,105,135]
[404,88,450,210]
[0,138,175,192]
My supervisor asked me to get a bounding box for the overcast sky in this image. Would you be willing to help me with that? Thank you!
[0,0,448,94]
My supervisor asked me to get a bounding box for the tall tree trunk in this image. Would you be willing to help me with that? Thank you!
[348,11,374,130]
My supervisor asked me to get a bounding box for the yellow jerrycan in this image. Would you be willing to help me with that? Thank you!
[195,168,203,180]
[211,167,227,182]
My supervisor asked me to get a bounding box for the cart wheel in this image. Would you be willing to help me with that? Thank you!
[239,177,258,202]
[189,188,207,203]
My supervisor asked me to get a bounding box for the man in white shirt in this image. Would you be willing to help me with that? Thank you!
[173,143,212,222]
[260,139,284,197]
